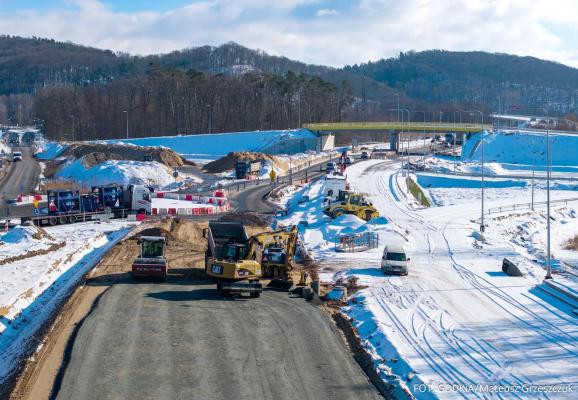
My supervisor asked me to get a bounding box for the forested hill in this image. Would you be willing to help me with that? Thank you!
[2,36,577,115]
[1,36,578,139]
[344,50,578,113]
[0,36,331,95]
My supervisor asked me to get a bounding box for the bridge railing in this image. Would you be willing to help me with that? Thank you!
[303,122,492,132]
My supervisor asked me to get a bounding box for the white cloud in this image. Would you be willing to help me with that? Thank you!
[317,8,340,17]
[0,0,577,68]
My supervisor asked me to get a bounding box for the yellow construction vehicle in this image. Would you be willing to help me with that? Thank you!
[204,222,298,297]
[254,225,298,279]
[323,190,379,221]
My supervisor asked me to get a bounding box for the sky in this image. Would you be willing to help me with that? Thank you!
[0,0,578,68]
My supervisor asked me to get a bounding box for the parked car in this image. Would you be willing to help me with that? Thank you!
[361,151,370,159]
[381,244,410,275]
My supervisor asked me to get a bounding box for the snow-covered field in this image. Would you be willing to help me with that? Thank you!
[416,173,578,207]
[280,156,578,398]
[102,129,318,163]
[464,131,578,166]
[0,221,136,383]
[56,158,183,187]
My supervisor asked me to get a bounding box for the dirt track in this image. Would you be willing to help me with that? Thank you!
[9,219,207,400]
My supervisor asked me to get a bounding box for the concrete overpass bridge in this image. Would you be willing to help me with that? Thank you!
[303,121,491,152]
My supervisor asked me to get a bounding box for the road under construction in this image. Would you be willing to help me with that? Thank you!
[8,157,384,400]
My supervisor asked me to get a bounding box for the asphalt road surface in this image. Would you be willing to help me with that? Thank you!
[51,159,382,400]
[230,159,337,213]
[0,146,40,217]
[54,278,381,400]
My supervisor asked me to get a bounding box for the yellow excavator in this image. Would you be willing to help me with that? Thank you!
[254,226,298,279]
[323,190,379,221]
[204,222,298,298]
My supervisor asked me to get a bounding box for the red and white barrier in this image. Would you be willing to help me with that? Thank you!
[151,202,230,216]
[16,194,47,203]
[151,191,229,206]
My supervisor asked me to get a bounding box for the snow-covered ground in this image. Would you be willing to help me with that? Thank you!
[281,157,578,398]
[35,141,66,160]
[102,129,318,163]
[55,158,194,188]
[0,221,136,383]
[417,173,578,207]
[423,156,578,178]
[0,140,10,155]
[464,131,578,166]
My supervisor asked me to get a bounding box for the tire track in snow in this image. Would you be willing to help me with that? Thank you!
[352,160,558,398]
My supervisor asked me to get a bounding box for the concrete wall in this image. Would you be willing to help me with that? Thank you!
[261,137,318,155]
[317,133,335,152]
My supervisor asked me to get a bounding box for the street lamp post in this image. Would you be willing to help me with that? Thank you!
[531,147,536,210]
[400,108,411,184]
[510,107,551,279]
[544,110,552,279]
[122,110,129,139]
[465,110,485,232]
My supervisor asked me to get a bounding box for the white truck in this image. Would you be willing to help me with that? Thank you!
[324,173,347,201]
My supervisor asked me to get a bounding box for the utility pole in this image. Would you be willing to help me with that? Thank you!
[465,110,485,232]
[531,147,536,210]
[123,110,129,139]
[511,106,551,279]
[401,108,411,187]
[545,110,552,280]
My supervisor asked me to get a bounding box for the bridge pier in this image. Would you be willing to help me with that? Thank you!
[389,131,399,152]
[317,132,335,152]
[455,132,465,145]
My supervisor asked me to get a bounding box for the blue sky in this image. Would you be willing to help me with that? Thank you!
[0,0,577,68]
[0,0,193,12]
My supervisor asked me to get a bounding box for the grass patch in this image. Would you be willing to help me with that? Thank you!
[406,176,431,207]
[564,235,578,251]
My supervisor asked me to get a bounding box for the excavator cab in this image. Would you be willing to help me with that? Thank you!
[221,242,248,262]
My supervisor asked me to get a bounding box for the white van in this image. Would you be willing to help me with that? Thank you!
[381,244,409,275]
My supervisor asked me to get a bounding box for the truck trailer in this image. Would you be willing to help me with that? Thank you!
[235,159,261,179]
[22,185,152,226]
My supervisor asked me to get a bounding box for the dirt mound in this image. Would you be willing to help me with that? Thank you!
[218,212,271,227]
[169,218,208,251]
[204,151,278,173]
[128,219,209,252]
[131,225,174,241]
[61,143,195,168]
[81,152,123,168]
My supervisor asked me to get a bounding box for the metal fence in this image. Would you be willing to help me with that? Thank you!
[487,197,578,214]
[335,231,379,252]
